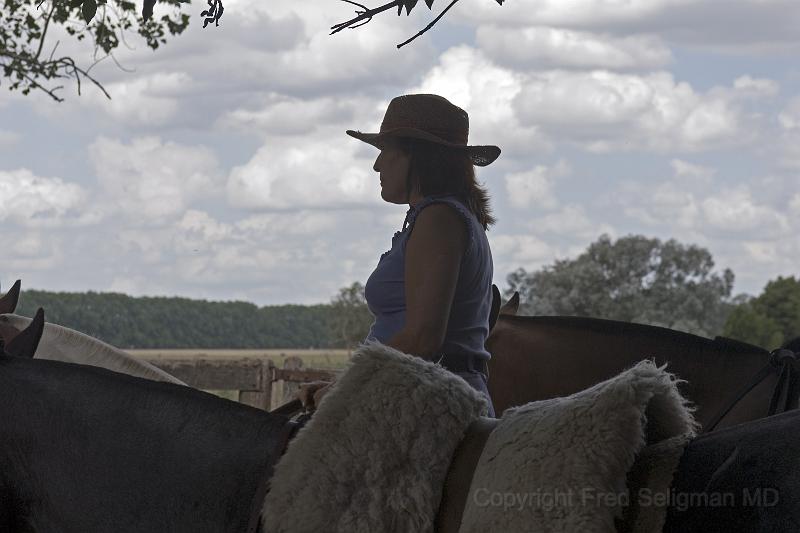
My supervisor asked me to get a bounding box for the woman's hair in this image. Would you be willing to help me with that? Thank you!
[396,137,496,229]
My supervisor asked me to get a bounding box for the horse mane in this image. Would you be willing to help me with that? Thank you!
[499,314,769,356]
[42,322,185,385]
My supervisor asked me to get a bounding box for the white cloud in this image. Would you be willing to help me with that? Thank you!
[88,136,224,222]
[733,75,780,98]
[476,26,672,70]
[89,72,191,126]
[0,169,94,227]
[489,233,556,267]
[454,0,692,29]
[528,204,615,239]
[457,0,800,54]
[778,96,800,130]
[742,240,780,264]
[623,181,700,230]
[514,70,756,152]
[670,159,716,182]
[219,94,361,136]
[237,211,338,236]
[504,159,570,209]
[410,46,552,159]
[701,186,790,236]
[226,127,379,209]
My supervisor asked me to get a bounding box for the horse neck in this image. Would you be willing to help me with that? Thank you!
[40,323,185,385]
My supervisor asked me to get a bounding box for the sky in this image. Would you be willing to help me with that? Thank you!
[1,0,799,305]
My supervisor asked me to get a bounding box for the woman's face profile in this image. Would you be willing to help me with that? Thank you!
[373,138,412,205]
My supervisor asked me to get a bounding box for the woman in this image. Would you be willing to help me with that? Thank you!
[298,94,500,417]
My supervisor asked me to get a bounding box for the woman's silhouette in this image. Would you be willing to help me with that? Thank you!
[299,94,500,416]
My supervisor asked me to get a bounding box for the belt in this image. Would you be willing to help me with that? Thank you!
[436,353,489,378]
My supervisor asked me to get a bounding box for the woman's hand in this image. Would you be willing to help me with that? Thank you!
[295,379,334,409]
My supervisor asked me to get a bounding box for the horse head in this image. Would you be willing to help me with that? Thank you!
[2,307,44,358]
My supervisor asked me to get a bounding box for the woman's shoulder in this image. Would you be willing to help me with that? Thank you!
[407,196,473,251]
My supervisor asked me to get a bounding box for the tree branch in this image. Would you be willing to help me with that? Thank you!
[0,50,112,102]
[330,0,402,35]
[396,0,460,49]
[34,0,58,61]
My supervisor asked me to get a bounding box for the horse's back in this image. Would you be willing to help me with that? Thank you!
[0,356,288,532]
[664,410,800,532]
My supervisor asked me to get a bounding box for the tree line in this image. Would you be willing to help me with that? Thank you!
[9,234,800,351]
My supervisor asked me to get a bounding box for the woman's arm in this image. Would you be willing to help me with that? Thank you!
[386,204,467,360]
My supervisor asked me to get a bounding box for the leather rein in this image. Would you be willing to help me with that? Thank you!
[704,348,800,433]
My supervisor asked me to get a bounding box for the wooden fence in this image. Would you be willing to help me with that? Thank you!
[141,355,340,411]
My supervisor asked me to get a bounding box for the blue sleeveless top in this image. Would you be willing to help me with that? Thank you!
[364,194,493,362]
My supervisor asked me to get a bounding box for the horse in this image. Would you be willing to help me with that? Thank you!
[3,308,799,532]
[0,309,296,532]
[0,280,184,385]
[485,289,799,431]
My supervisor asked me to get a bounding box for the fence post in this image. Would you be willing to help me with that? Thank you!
[238,359,274,411]
[279,356,304,406]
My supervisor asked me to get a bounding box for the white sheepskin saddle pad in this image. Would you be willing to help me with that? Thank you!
[458,359,697,533]
[261,340,489,532]
[263,341,696,533]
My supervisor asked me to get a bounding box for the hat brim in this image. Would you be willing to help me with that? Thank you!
[346,128,500,167]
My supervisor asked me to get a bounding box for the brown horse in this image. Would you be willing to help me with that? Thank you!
[486,290,798,431]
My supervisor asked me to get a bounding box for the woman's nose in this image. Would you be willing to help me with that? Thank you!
[373,154,380,172]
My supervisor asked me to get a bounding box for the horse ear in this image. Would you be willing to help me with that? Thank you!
[488,284,501,332]
[499,291,520,316]
[0,279,21,315]
[5,307,44,359]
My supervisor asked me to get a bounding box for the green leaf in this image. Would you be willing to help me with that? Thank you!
[424,0,433,8]
[403,0,418,15]
[68,0,83,8]
[82,0,97,22]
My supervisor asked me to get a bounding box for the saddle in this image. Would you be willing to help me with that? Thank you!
[263,398,498,533]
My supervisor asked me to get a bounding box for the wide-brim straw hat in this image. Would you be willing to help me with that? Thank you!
[346,94,501,167]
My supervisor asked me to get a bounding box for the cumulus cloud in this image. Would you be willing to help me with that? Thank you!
[670,158,716,182]
[489,233,556,267]
[218,93,362,136]
[88,136,224,223]
[623,181,701,230]
[456,0,800,53]
[778,96,800,130]
[476,26,672,70]
[733,75,780,98]
[226,127,379,209]
[504,159,570,209]
[527,204,615,239]
[78,72,192,126]
[701,186,790,236]
[410,46,552,159]
[514,70,758,152]
[0,169,95,227]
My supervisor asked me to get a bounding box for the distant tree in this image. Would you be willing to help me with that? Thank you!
[329,281,373,353]
[505,234,736,337]
[723,276,800,349]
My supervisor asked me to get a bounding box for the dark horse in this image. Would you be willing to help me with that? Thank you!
[486,290,800,431]
[3,309,800,532]
[0,309,298,533]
